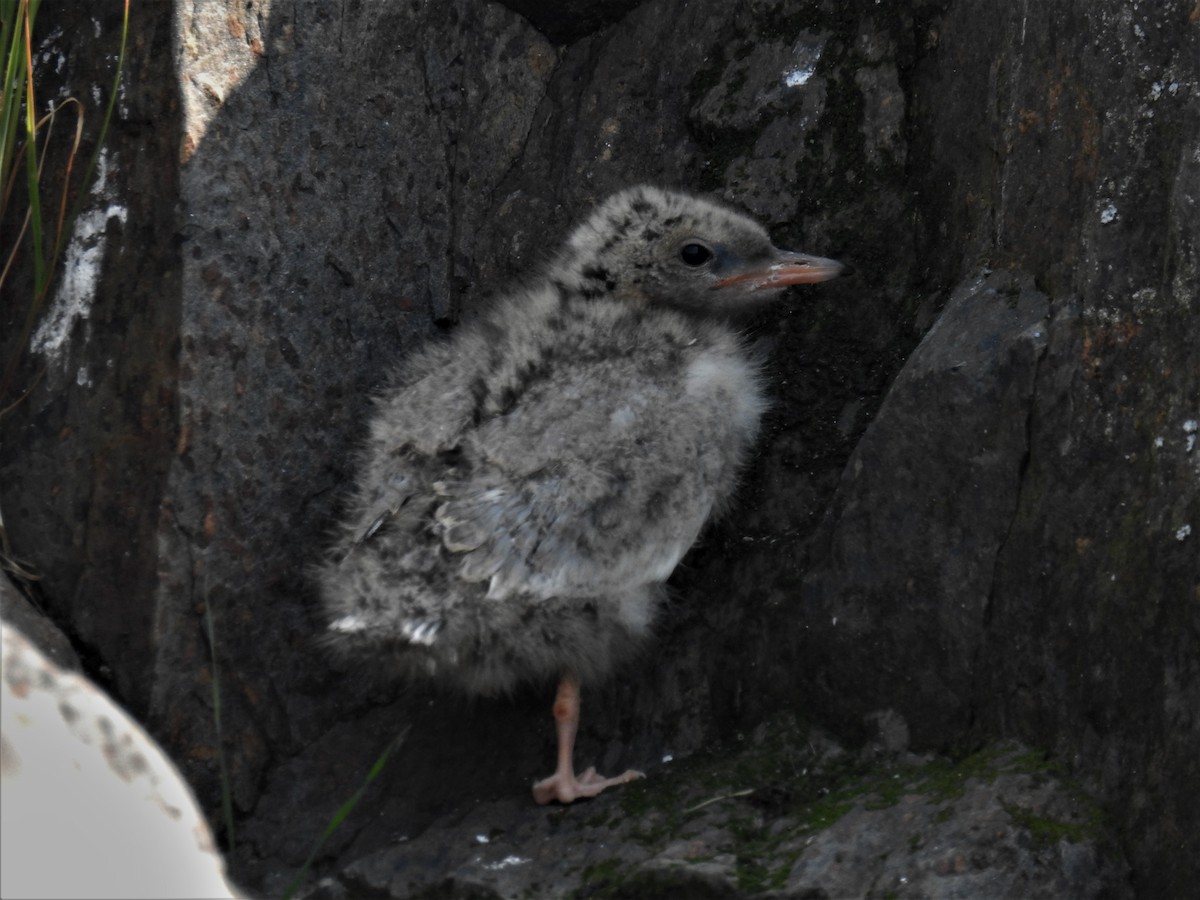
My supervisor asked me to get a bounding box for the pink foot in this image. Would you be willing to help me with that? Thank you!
[533,765,643,805]
[531,675,644,805]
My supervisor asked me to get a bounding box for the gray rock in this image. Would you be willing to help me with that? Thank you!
[0,572,81,672]
[295,729,1127,900]
[780,774,1121,900]
[496,1,646,45]
[796,269,1050,746]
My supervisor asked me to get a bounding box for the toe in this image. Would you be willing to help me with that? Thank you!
[532,768,644,805]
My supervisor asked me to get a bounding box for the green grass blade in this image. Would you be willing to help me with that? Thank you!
[1,0,25,200]
[8,0,43,293]
[0,0,128,406]
[203,585,237,853]
[281,727,410,900]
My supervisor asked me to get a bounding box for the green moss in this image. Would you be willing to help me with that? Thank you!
[1003,800,1104,848]
[803,793,857,830]
[599,723,1109,896]
[583,809,617,830]
[581,858,624,884]
[574,857,634,900]
[1104,502,1154,586]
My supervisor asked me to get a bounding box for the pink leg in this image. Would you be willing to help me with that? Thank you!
[531,675,643,805]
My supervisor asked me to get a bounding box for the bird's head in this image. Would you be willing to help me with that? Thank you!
[550,185,842,315]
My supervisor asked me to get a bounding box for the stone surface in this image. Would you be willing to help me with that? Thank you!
[0,577,82,672]
[496,0,646,45]
[779,772,1122,900]
[289,728,1128,900]
[0,1,182,717]
[795,269,1050,747]
[0,0,1195,897]
[914,6,1200,895]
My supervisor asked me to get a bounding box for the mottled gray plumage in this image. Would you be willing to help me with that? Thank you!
[318,186,840,802]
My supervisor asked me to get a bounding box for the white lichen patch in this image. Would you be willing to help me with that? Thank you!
[1099,203,1119,224]
[784,63,816,88]
[30,148,128,372]
[1176,524,1192,541]
[482,855,530,871]
[35,25,65,76]
[782,38,822,89]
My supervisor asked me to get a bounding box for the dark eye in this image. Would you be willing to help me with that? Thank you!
[679,243,713,266]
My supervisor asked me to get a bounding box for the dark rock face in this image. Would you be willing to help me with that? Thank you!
[496,0,646,45]
[0,2,181,713]
[915,5,1200,892]
[796,270,1050,748]
[0,0,1195,897]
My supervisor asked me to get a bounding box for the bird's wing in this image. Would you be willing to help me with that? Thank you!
[432,348,756,601]
[344,472,416,552]
[335,336,484,558]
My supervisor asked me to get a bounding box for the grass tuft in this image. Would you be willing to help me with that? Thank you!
[203,580,237,852]
[282,727,410,900]
[0,0,129,407]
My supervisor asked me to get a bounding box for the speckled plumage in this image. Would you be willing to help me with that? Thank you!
[318,186,840,801]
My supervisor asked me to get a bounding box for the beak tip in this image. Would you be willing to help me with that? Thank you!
[712,253,846,291]
[781,255,845,286]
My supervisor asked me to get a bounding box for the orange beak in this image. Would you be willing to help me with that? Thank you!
[714,251,844,291]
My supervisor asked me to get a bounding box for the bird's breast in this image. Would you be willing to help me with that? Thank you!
[684,350,767,442]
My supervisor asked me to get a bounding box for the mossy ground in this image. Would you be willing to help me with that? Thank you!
[575,715,1108,897]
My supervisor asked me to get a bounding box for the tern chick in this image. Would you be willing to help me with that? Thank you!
[319,185,842,804]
